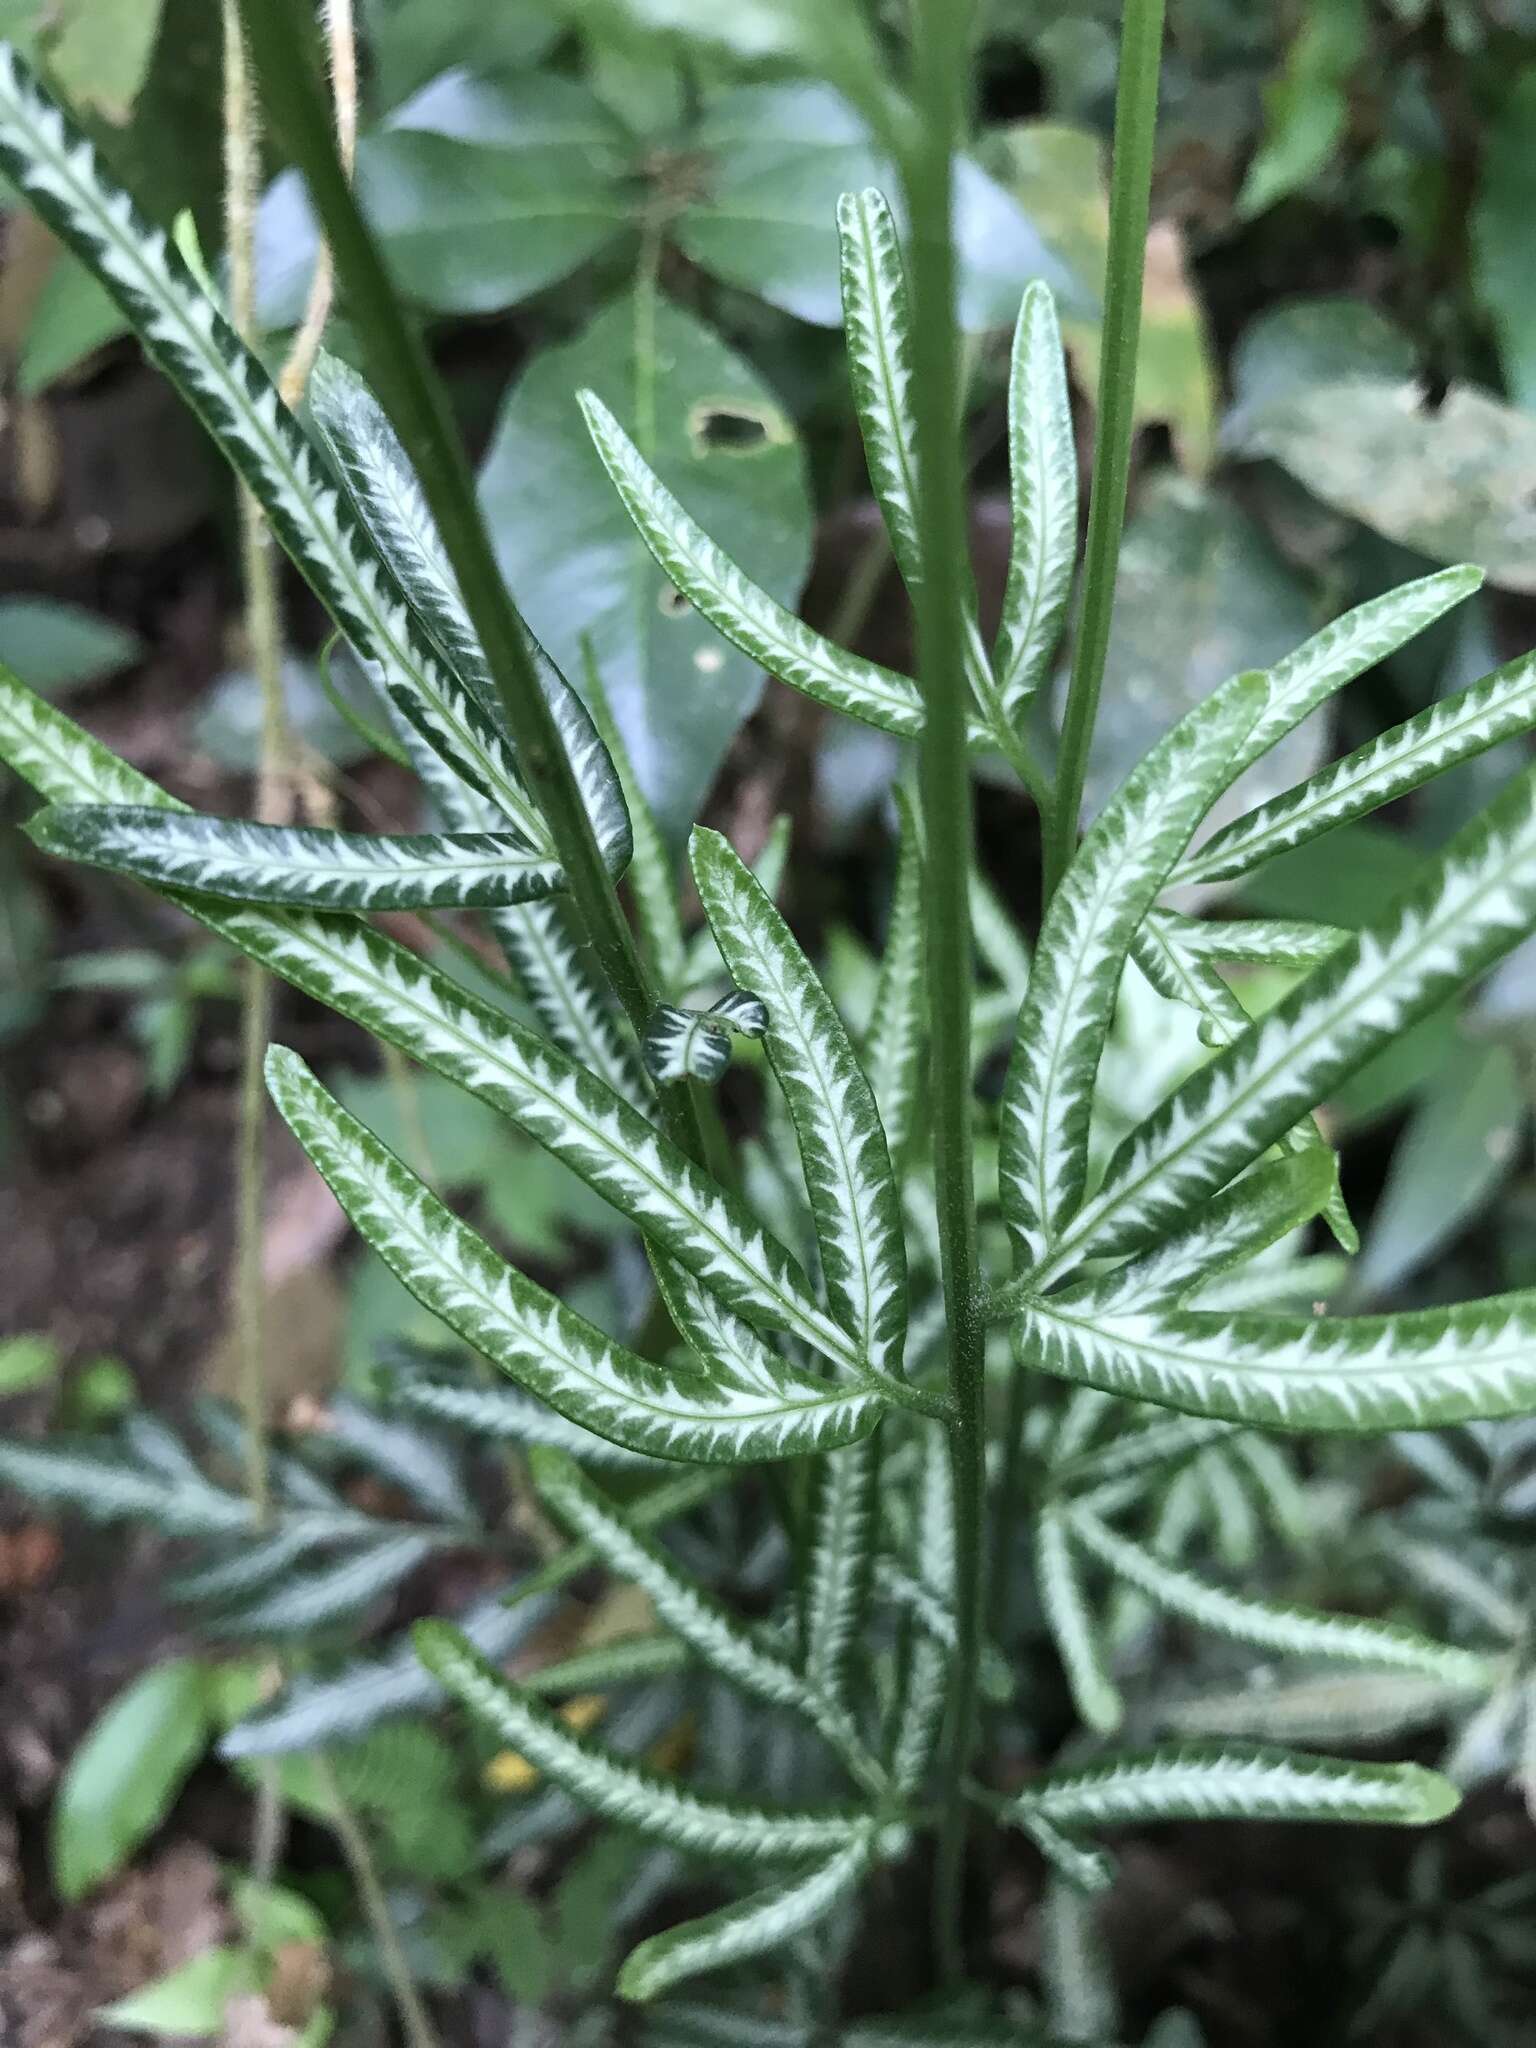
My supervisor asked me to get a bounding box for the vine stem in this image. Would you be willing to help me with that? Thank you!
[234,0,711,1173]
[898,0,984,1983]
[1042,0,1168,904]
[314,1754,443,2048]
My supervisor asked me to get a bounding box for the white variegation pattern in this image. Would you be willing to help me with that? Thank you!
[1049,1412,1236,1497]
[1035,1510,1123,1734]
[1014,1287,1536,1433]
[1010,1809,1116,1895]
[650,1253,789,1397]
[1179,646,1536,887]
[1219,564,1483,788]
[269,1049,885,1463]
[1051,760,1536,1276]
[30,806,563,911]
[490,898,655,1114]
[804,1435,878,1713]
[309,353,632,875]
[419,1621,873,1861]
[580,391,933,741]
[693,828,908,1384]
[1128,916,1355,1253]
[888,1429,955,1798]
[387,1372,664,1469]
[1008,1742,1459,1831]
[995,281,1078,723]
[617,1835,882,2003]
[835,188,996,707]
[1063,1153,1336,1317]
[644,1003,732,1085]
[1066,1506,1493,1685]
[532,1451,881,1784]
[0,49,556,859]
[1146,910,1349,971]
[999,677,1264,1264]
[865,793,925,1169]
[0,662,181,811]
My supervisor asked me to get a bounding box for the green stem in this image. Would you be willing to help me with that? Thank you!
[899,0,984,1984]
[315,1753,443,2048]
[1042,0,1167,903]
[234,0,708,1163]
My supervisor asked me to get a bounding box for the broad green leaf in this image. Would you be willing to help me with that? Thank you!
[1235,0,1365,219]
[308,351,631,876]
[52,1659,212,1900]
[268,1050,885,1464]
[1144,912,1348,971]
[1179,648,1536,887]
[1060,1153,1338,1317]
[26,0,164,119]
[865,790,925,1169]
[693,827,907,1382]
[482,294,812,837]
[1040,755,1536,1277]
[1036,1510,1122,1734]
[1232,379,1536,596]
[803,1435,878,1714]
[580,387,926,742]
[0,50,555,858]
[996,280,1078,721]
[1358,1037,1524,1302]
[94,1946,257,2035]
[990,121,1214,475]
[999,674,1264,1264]
[0,595,140,695]
[1067,1507,1492,1685]
[1007,1741,1458,1830]
[29,806,564,911]
[1473,67,1536,413]
[1013,1286,1536,1434]
[1223,297,1418,448]
[617,1835,882,2002]
[417,1620,872,1862]
[257,71,632,324]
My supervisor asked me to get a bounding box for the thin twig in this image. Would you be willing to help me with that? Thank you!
[314,1753,444,2048]
[279,0,357,407]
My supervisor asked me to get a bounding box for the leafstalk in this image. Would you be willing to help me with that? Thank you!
[1042,0,1168,902]
[899,0,984,1982]
[233,0,711,1167]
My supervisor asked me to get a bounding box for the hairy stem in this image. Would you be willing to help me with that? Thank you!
[900,0,984,1982]
[233,0,712,1165]
[278,0,356,408]
[1042,0,1167,902]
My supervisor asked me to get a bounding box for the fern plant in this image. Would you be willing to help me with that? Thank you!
[7,0,1536,2029]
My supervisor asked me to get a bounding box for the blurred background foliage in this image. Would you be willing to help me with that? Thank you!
[9,0,1536,2039]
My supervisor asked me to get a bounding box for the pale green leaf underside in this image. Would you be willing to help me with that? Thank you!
[865,789,925,1169]
[29,805,563,911]
[1000,674,1265,1263]
[693,827,907,1383]
[1067,1506,1492,1684]
[417,1620,871,1861]
[1009,1742,1458,1830]
[618,1836,880,2002]
[0,49,556,860]
[1043,756,1536,1278]
[269,1050,885,1464]
[1015,1286,1536,1433]
[1179,646,1536,887]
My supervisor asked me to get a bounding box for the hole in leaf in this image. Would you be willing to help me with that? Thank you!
[687,399,787,458]
[657,584,691,618]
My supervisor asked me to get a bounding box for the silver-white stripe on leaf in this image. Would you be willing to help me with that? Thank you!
[692,826,908,1382]
[999,674,1265,1264]
[995,280,1078,723]
[30,805,564,911]
[268,1049,885,1464]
